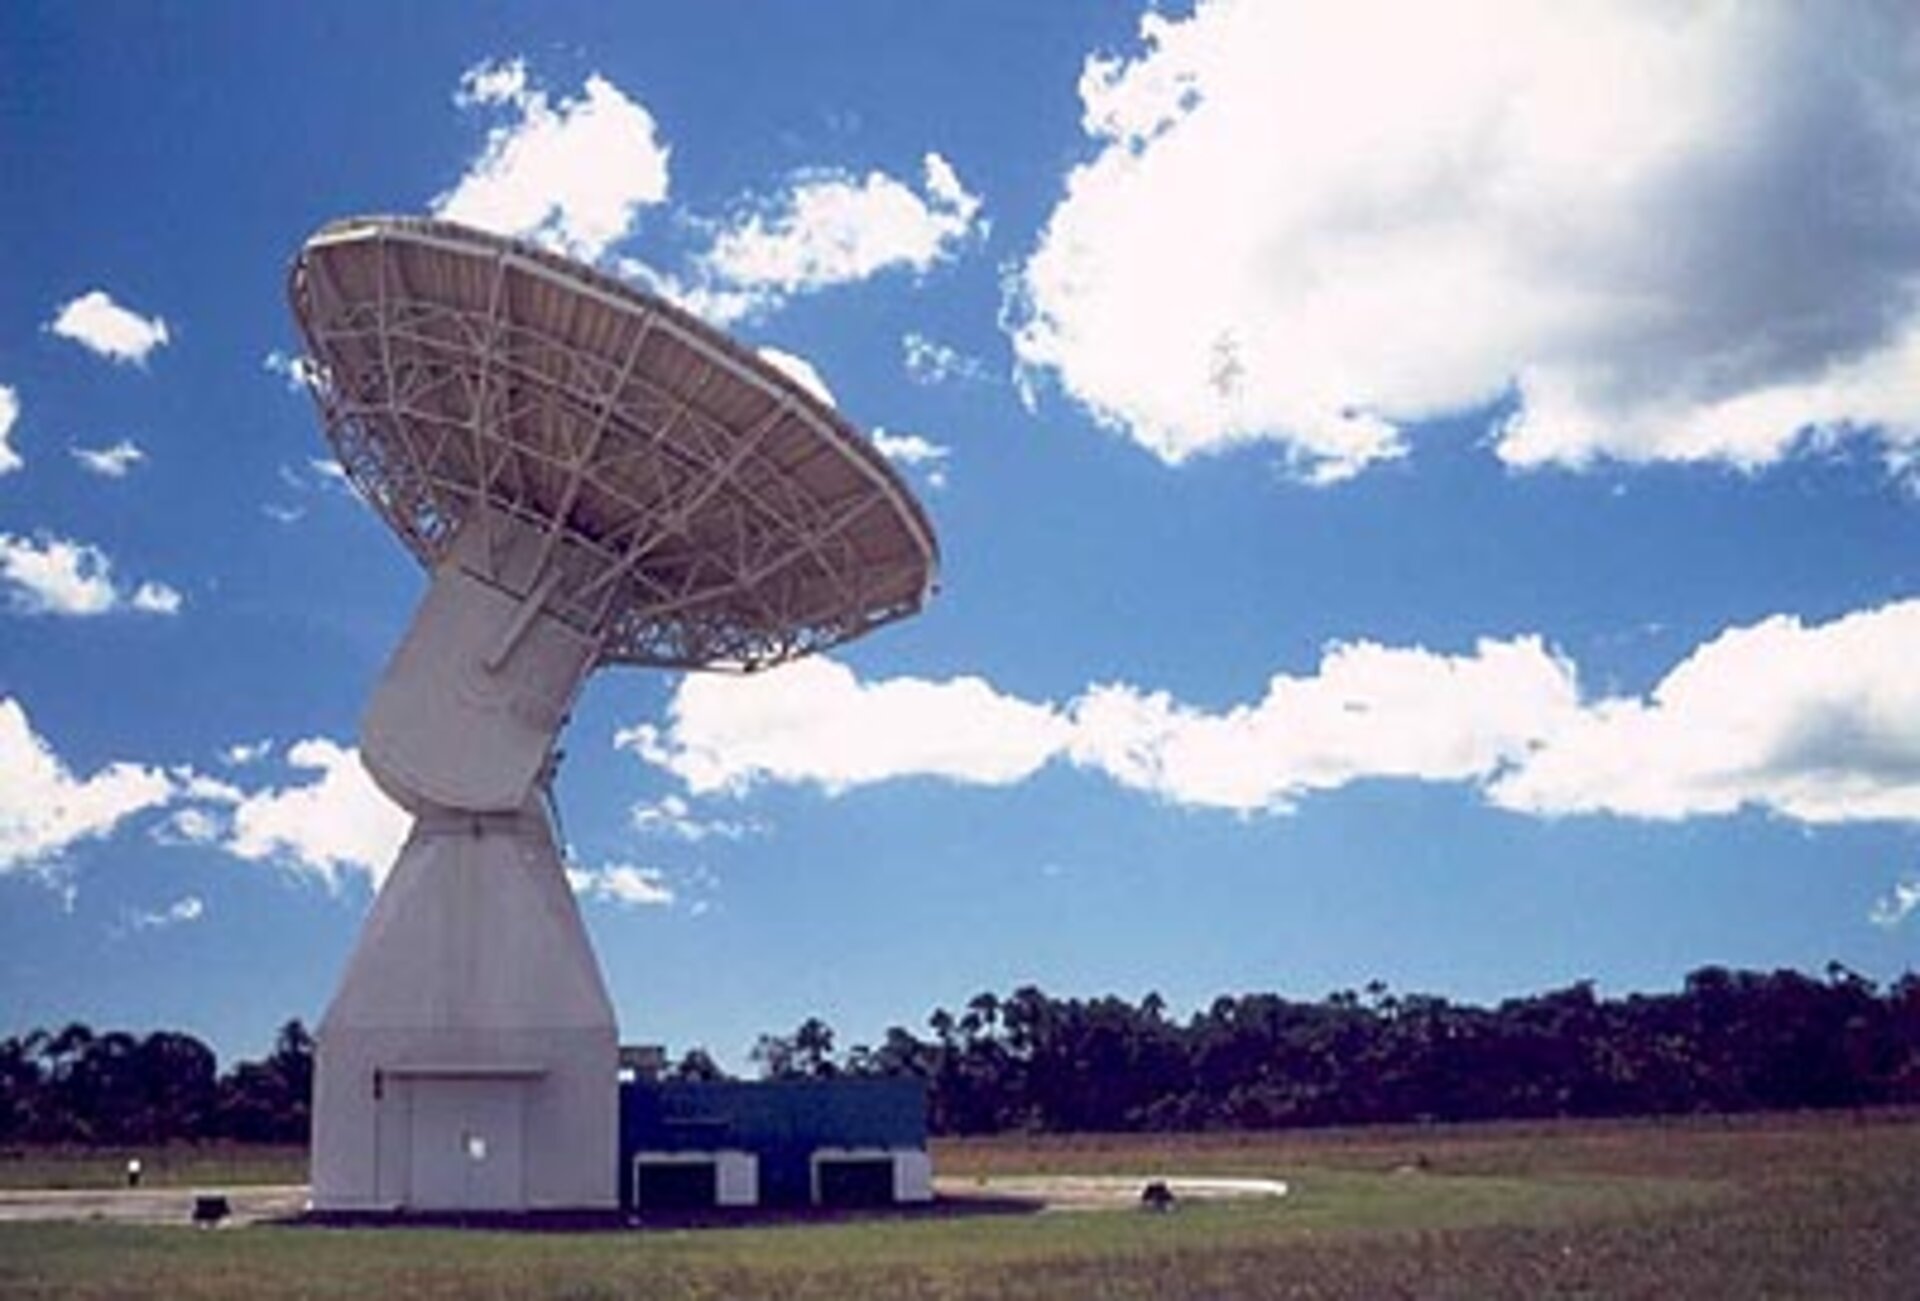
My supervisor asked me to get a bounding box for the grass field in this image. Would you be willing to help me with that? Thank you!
[0,1144,306,1191]
[3,1111,1917,1298]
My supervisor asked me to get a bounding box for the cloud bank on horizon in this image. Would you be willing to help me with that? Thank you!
[626,599,1920,829]
[13,596,1911,898]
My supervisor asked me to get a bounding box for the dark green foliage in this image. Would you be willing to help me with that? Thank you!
[816,966,1920,1134]
[0,1020,310,1145]
[665,1047,726,1083]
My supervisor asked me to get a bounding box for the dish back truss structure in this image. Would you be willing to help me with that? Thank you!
[296,216,936,671]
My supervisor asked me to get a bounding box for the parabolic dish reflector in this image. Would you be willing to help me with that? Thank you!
[290,215,938,671]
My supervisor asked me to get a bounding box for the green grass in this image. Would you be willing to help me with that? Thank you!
[0,1181,1685,1301]
[4,1113,1918,1298]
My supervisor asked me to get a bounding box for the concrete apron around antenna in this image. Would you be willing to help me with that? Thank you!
[312,508,617,1213]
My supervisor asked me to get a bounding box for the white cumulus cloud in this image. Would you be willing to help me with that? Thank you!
[0,532,183,618]
[615,258,766,329]
[1491,600,1920,824]
[621,600,1920,830]
[129,582,182,615]
[870,429,951,489]
[308,457,351,490]
[617,656,1071,796]
[568,862,676,909]
[688,152,984,321]
[262,458,351,526]
[870,430,949,468]
[0,385,20,475]
[126,895,205,932]
[221,739,273,767]
[434,58,671,262]
[48,290,171,366]
[152,805,224,847]
[0,533,116,615]
[902,332,991,387]
[219,739,410,890]
[1071,637,1581,813]
[70,439,146,478]
[262,349,320,393]
[631,795,757,843]
[1871,876,1920,930]
[1009,0,1920,483]
[0,697,177,876]
[756,347,836,407]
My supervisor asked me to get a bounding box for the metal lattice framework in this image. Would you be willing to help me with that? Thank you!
[289,216,938,671]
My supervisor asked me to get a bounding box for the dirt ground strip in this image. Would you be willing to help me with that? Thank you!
[0,1185,309,1227]
[0,1175,1286,1227]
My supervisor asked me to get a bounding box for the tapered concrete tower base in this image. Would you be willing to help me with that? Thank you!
[312,805,615,1212]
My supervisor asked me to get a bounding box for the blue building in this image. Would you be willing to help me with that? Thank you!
[617,1077,933,1210]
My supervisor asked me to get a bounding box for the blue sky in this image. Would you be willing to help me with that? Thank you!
[4,1,1919,1068]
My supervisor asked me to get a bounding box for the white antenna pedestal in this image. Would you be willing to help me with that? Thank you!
[311,518,615,1213]
[312,806,615,1211]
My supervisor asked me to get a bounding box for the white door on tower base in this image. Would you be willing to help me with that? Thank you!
[406,1077,527,1210]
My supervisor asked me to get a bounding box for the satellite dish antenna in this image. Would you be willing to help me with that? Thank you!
[290,216,937,1213]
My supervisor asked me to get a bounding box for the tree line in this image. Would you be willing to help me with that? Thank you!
[746,965,1920,1134]
[7,965,1920,1145]
[0,1020,312,1145]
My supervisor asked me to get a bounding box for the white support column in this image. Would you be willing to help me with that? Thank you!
[312,509,617,1214]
